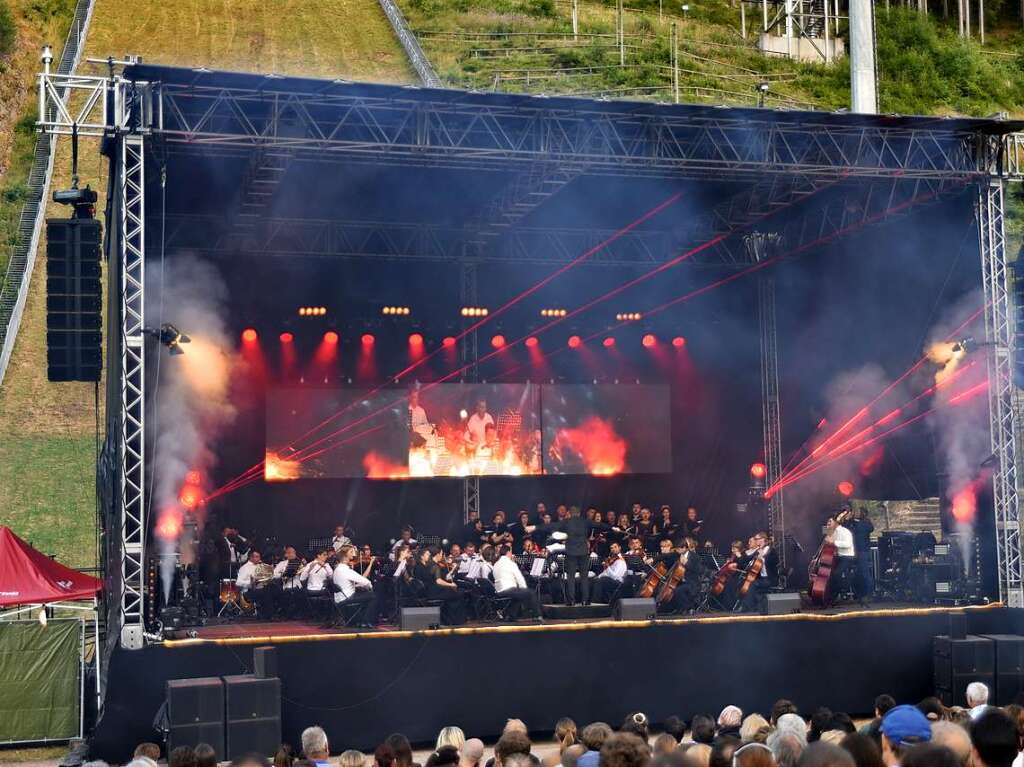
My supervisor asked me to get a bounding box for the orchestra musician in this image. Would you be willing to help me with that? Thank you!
[412,546,466,625]
[845,505,875,600]
[331,525,353,553]
[715,540,746,605]
[508,511,532,549]
[528,505,616,607]
[593,542,628,604]
[654,506,677,541]
[738,531,779,612]
[493,545,542,620]
[681,506,704,542]
[390,527,417,560]
[300,550,334,623]
[331,546,378,628]
[826,508,857,600]
[215,527,250,579]
[273,545,307,617]
[236,550,279,618]
[462,509,482,546]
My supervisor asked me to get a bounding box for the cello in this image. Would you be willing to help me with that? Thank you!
[710,557,739,596]
[808,537,839,607]
[656,551,688,605]
[736,550,764,598]
[637,559,668,598]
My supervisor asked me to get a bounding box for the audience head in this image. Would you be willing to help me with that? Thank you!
[653,734,678,755]
[774,714,808,745]
[768,731,805,767]
[795,743,854,767]
[503,756,533,767]
[230,756,272,767]
[916,697,944,722]
[339,752,366,767]
[872,696,895,720]
[582,722,614,752]
[195,744,218,767]
[649,754,696,767]
[505,719,529,735]
[385,734,414,767]
[930,721,971,765]
[899,744,960,767]
[562,744,587,767]
[684,744,711,767]
[599,733,651,767]
[809,709,834,743]
[879,705,931,765]
[495,731,532,766]
[708,736,740,767]
[731,743,775,767]
[461,740,485,767]
[272,745,294,767]
[556,718,579,752]
[664,716,688,742]
[837,733,882,767]
[718,706,743,731]
[170,746,197,767]
[425,748,459,767]
[302,727,330,760]
[771,701,799,727]
[741,714,770,743]
[437,727,466,753]
[691,715,716,745]
[374,744,396,767]
[967,682,990,709]
[134,744,161,763]
[969,708,1018,767]
[621,712,650,741]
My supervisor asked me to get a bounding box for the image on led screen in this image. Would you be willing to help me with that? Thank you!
[266,384,541,479]
[541,384,672,475]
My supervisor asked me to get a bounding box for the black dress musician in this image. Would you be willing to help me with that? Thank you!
[215,527,250,579]
[649,539,703,614]
[681,507,704,543]
[412,546,466,625]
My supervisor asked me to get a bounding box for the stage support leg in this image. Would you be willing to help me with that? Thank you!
[119,131,147,646]
[461,258,480,523]
[978,178,1023,607]
[759,274,785,573]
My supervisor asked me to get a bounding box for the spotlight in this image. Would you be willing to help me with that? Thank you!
[750,463,767,479]
[442,336,457,348]
[241,328,258,342]
[280,332,293,343]
[837,480,855,497]
[616,312,643,322]
[672,336,686,348]
[603,337,616,348]
[525,336,539,348]
[144,323,192,355]
[385,306,411,316]
[642,334,656,348]
[461,307,488,317]
[568,335,581,349]
[324,331,339,344]
[408,333,424,345]
[491,334,506,349]
[541,308,567,317]
[361,333,375,345]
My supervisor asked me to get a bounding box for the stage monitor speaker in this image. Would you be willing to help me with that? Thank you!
[222,675,281,760]
[45,217,102,382]
[614,598,656,621]
[977,634,1024,704]
[763,592,802,615]
[166,677,225,755]
[253,646,277,679]
[400,606,441,631]
[950,612,968,640]
[934,635,995,674]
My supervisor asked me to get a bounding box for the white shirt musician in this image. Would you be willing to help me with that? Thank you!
[491,547,541,619]
[236,557,258,590]
[331,526,352,553]
[593,544,628,603]
[493,553,528,593]
[409,390,432,440]
[300,555,333,592]
[464,399,495,447]
[831,522,855,558]
[274,547,306,590]
[598,554,628,583]
[332,561,373,602]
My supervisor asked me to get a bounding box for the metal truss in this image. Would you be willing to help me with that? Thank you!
[460,258,481,522]
[119,132,147,644]
[477,163,580,239]
[978,176,1023,608]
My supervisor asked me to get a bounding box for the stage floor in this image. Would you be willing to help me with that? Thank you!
[169,600,997,645]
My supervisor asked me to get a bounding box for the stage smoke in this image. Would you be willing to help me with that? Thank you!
[554,417,627,475]
[927,341,966,385]
[150,255,239,600]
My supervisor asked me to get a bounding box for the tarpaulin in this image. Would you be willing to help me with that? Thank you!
[0,526,101,607]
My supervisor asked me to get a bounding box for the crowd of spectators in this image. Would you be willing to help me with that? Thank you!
[99,681,1024,767]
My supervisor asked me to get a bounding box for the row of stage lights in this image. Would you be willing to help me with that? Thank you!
[300,305,648,321]
[242,328,686,349]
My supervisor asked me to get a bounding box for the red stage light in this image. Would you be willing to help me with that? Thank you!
[603,337,616,348]
[525,336,539,348]
[568,335,581,349]
[241,328,258,343]
[750,462,767,479]
[324,331,339,344]
[642,334,657,348]
[837,480,855,497]
[280,332,293,343]
[408,333,424,346]
[442,336,456,348]
[185,470,202,485]
[672,336,686,348]
[491,335,506,349]
[361,333,375,346]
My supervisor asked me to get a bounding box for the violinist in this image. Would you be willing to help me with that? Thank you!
[593,542,628,604]
[331,525,353,553]
[414,546,465,625]
[738,531,779,612]
[356,544,379,579]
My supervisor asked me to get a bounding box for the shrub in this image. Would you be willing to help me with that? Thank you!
[0,1,16,57]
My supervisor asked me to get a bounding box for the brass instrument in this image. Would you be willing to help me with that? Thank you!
[252,563,275,589]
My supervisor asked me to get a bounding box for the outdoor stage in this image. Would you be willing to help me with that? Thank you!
[89,603,1020,761]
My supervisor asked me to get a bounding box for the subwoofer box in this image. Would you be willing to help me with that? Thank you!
[614,597,656,621]
[400,606,441,631]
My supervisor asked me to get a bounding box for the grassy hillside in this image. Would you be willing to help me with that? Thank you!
[404,0,1024,115]
[0,0,412,567]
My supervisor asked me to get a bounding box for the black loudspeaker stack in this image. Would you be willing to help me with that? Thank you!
[45,217,102,382]
[223,675,282,760]
[166,677,225,756]
[933,634,995,707]
[977,635,1024,705]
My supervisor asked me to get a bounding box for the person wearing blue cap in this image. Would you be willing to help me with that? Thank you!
[879,705,932,766]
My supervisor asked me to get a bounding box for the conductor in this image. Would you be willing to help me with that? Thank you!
[530,506,615,606]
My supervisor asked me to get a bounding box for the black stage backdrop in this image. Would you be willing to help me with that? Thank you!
[90,607,1024,761]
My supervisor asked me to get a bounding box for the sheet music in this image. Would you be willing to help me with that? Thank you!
[530,558,546,577]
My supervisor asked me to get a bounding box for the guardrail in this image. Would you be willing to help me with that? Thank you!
[378,0,441,87]
[0,0,96,386]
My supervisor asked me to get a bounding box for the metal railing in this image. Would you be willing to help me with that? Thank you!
[378,0,441,87]
[0,0,96,386]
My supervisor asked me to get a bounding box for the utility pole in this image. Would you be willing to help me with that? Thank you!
[979,0,985,42]
[849,0,878,113]
[618,0,625,66]
[671,22,680,102]
[572,0,578,40]
[741,1,747,38]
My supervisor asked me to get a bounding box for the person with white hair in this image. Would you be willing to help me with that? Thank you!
[302,725,331,767]
[767,731,805,767]
[931,720,972,764]
[967,681,991,719]
[774,713,809,745]
[717,705,743,738]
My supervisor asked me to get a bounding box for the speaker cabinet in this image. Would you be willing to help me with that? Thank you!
[253,646,277,679]
[45,217,102,382]
[762,592,802,615]
[977,634,1024,704]
[222,675,281,760]
[614,598,656,621]
[166,677,224,755]
[400,606,441,631]
[935,634,996,706]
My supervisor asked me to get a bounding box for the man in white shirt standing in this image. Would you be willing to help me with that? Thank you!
[464,398,495,450]
[331,546,378,628]
[827,509,857,601]
[492,546,541,620]
[593,542,628,604]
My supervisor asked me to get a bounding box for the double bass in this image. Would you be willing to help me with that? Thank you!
[808,538,839,607]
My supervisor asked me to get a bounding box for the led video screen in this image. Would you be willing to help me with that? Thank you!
[541,384,672,475]
[266,384,541,479]
[265,383,671,479]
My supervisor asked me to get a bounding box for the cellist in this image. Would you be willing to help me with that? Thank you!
[738,531,779,612]
[711,540,746,607]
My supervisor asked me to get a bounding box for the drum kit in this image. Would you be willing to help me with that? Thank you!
[217,563,274,617]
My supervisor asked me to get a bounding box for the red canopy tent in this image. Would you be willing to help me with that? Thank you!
[0,526,102,607]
